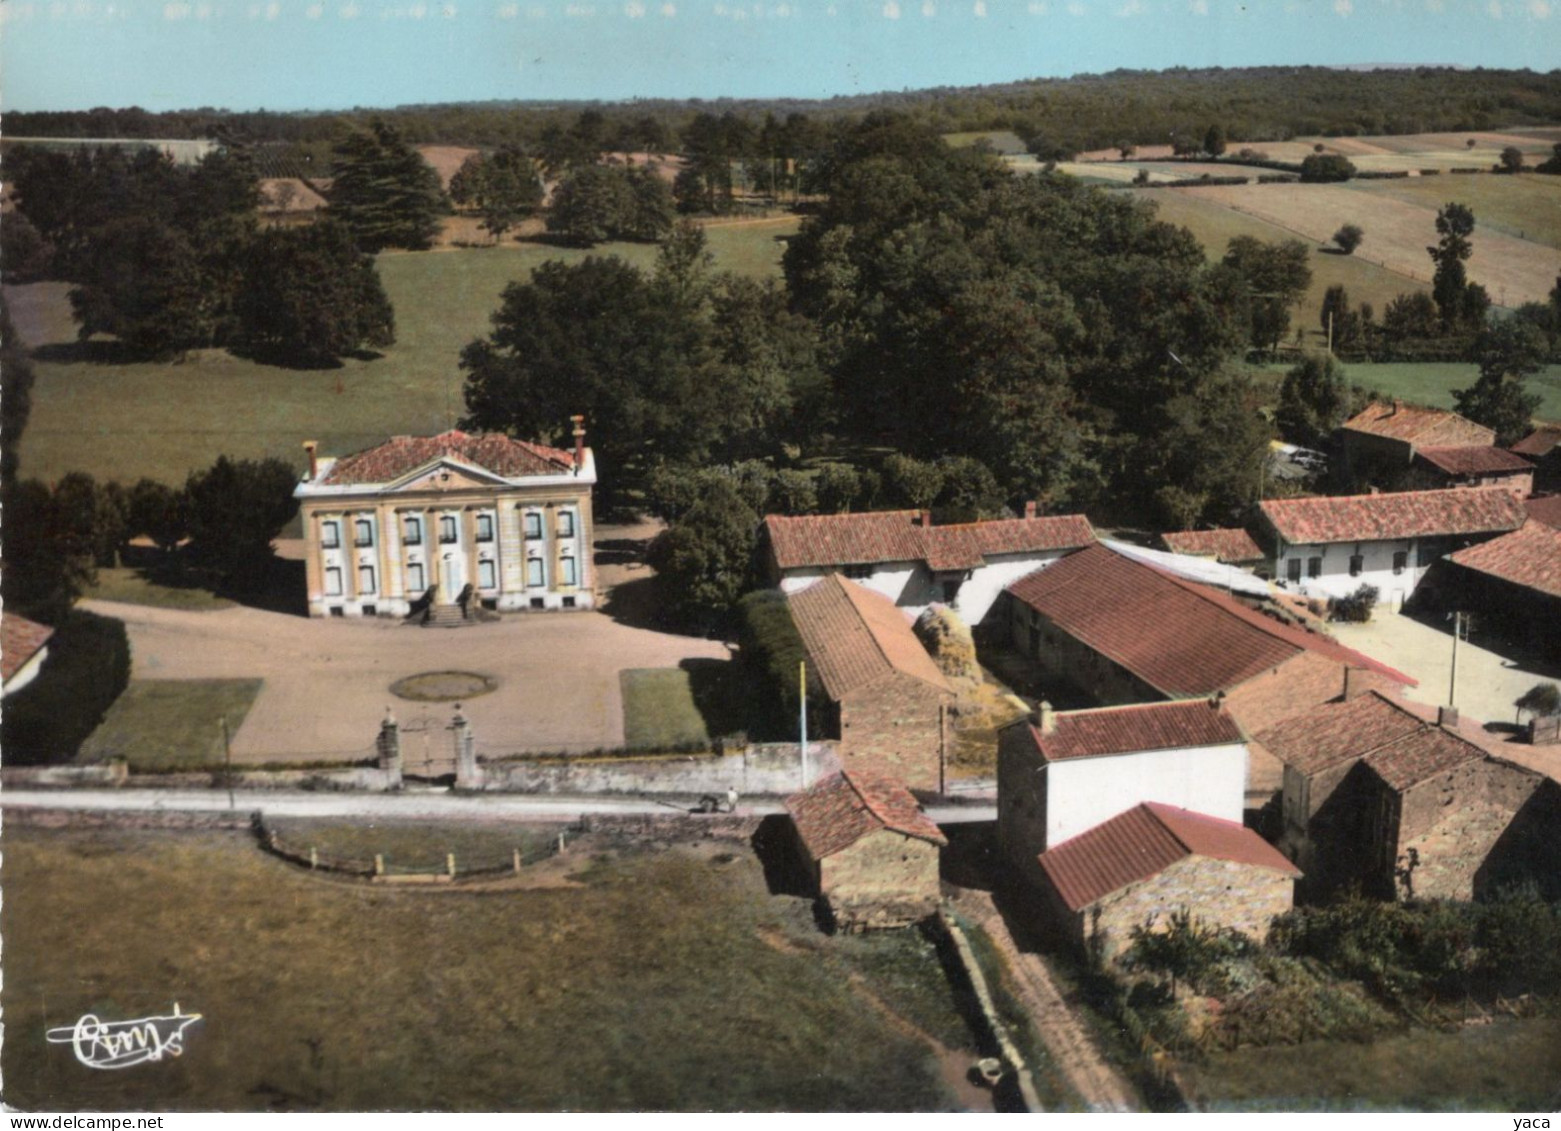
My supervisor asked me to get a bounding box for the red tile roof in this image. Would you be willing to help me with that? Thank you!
[764,510,1094,572]
[1160,528,1266,564]
[788,575,953,701]
[1255,690,1485,790]
[787,770,948,860]
[1446,521,1561,599]
[320,430,574,485]
[1037,802,1299,912]
[1511,423,1561,459]
[1415,446,1536,476]
[1258,488,1526,546]
[1525,495,1561,530]
[1011,700,1245,762]
[1343,401,1494,448]
[1,612,54,684]
[1006,545,1412,697]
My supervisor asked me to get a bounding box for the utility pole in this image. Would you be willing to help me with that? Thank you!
[1448,610,1465,708]
[220,714,234,810]
[799,660,808,790]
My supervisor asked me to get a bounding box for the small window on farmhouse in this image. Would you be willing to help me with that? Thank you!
[526,558,546,588]
[1417,542,1437,568]
[321,520,340,550]
[1307,557,1322,579]
[524,511,543,540]
[358,565,376,595]
[1392,551,1407,575]
[325,566,343,596]
[440,515,458,544]
[1286,558,1301,584]
[403,516,422,546]
[476,513,495,542]
[354,518,374,548]
[478,559,497,590]
[1349,554,1364,577]
[557,510,575,538]
[843,564,873,580]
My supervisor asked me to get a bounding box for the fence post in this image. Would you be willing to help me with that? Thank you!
[375,853,385,877]
[447,852,456,878]
[310,846,318,870]
[513,847,522,874]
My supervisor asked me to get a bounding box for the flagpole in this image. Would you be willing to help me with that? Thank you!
[799,660,808,789]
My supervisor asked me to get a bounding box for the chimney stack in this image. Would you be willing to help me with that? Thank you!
[1342,667,1364,700]
[1034,700,1057,735]
[570,414,586,475]
[303,440,318,481]
[1391,398,1402,415]
[917,509,932,529]
[1024,500,1038,519]
[1438,705,1460,730]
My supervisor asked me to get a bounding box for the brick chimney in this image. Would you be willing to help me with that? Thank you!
[1024,500,1038,519]
[1342,666,1367,700]
[570,414,586,474]
[1438,705,1460,730]
[1391,398,1402,415]
[303,440,318,481]
[1034,700,1057,735]
[916,509,932,528]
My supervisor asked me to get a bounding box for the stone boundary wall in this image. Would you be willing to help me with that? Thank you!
[474,742,839,796]
[5,807,257,832]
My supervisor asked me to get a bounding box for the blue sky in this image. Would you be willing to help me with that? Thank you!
[2,0,1557,113]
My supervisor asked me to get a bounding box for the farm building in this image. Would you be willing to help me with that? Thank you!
[1511,423,1561,492]
[1255,487,1527,608]
[1419,521,1561,659]
[1002,544,1413,797]
[1259,691,1561,902]
[1338,400,1496,491]
[1158,527,1267,571]
[997,698,1248,870]
[1407,445,1535,496]
[293,425,595,619]
[787,574,954,791]
[762,506,1095,625]
[1,612,54,698]
[1527,494,1561,530]
[1032,802,1300,965]
[786,770,948,932]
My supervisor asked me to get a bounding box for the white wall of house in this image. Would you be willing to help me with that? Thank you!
[1,648,49,699]
[1273,538,1431,608]
[952,551,1072,625]
[778,564,920,607]
[1044,742,1248,850]
[777,550,1072,625]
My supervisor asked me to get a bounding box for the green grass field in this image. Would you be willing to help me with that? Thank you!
[1349,173,1561,251]
[619,668,711,750]
[85,566,237,611]
[77,679,262,770]
[1,826,977,1111]
[7,221,793,490]
[1266,360,1561,422]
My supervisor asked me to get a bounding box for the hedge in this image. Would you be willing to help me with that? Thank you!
[1,609,130,765]
[734,589,823,740]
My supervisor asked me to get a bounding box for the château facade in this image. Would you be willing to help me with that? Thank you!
[293,424,596,618]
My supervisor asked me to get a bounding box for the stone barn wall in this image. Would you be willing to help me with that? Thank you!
[836,673,949,791]
[818,826,943,931]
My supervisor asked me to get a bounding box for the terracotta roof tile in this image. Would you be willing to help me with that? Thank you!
[1343,402,1494,447]
[764,511,1094,573]
[1006,545,1411,697]
[320,430,574,485]
[1037,802,1299,912]
[1160,527,1266,564]
[1525,495,1561,530]
[1446,521,1561,599]
[1258,488,1526,546]
[1511,423,1561,459]
[1010,700,1245,762]
[787,770,947,860]
[788,575,952,701]
[1,612,54,684]
[1415,446,1536,476]
[1256,690,1485,790]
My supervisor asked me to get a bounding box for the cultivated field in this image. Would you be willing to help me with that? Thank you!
[1180,181,1560,308]
[6,216,796,489]
[0,825,981,1111]
[1350,173,1561,250]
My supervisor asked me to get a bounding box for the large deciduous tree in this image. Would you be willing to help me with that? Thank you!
[1221,236,1313,355]
[1276,354,1350,449]
[327,120,446,252]
[1453,319,1547,445]
[1428,202,1487,332]
[183,456,300,587]
[449,148,544,243]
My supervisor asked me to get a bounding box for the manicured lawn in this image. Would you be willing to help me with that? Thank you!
[85,566,237,611]
[1263,360,1561,422]
[6,224,791,490]
[1,826,977,1111]
[77,679,262,770]
[619,667,711,750]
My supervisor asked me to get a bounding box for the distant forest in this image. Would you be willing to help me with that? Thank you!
[10,66,1561,154]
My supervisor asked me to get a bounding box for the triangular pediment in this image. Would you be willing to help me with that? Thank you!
[388,457,510,493]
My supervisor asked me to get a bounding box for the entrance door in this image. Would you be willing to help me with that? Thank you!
[442,551,465,603]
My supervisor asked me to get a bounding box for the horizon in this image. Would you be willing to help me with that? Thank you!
[3,0,1558,116]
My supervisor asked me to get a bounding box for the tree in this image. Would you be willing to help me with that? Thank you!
[2,295,37,486]
[449,148,543,243]
[1300,154,1357,182]
[1515,682,1561,721]
[0,479,99,624]
[1203,123,1227,158]
[1222,236,1313,353]
[233,219,395,366]
[128,478,188,554]
[1538,142,1561,174]
[1429,202,1480,332]
[1453,319,1547,444]
[645,478,759,631]
[327,120,446,252]
[1500,146,1525,173]
[1382,291,1441,341]
[1277,355,1350,449]
[0,211,54,282]
[183,456,300,587]
[67,217,222,356]
[1333,223,1365,255]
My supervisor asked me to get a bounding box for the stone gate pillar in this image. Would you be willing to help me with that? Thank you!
[377,706,403,787]
[452,706,482,790]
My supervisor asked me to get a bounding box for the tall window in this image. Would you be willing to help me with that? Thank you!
[1286,558,1302,584]
[407,563,425,593]
[325,566,343,596]
[321,520,340,549]
[479,560,497,590]
[358,565,376,594]
[403,516,422,546]
[354,518,374,548]
[440,515,458,544]
[1392,551,1408,575]
[476,513,495,542]
[557,510,575,538]
[1307,557,1322,579]
[1348,554,1364,577]
[524,511,542,540]
[526,558,545,587]
[561,556,577,586]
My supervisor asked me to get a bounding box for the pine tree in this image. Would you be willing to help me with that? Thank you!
[327,120,446,252]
